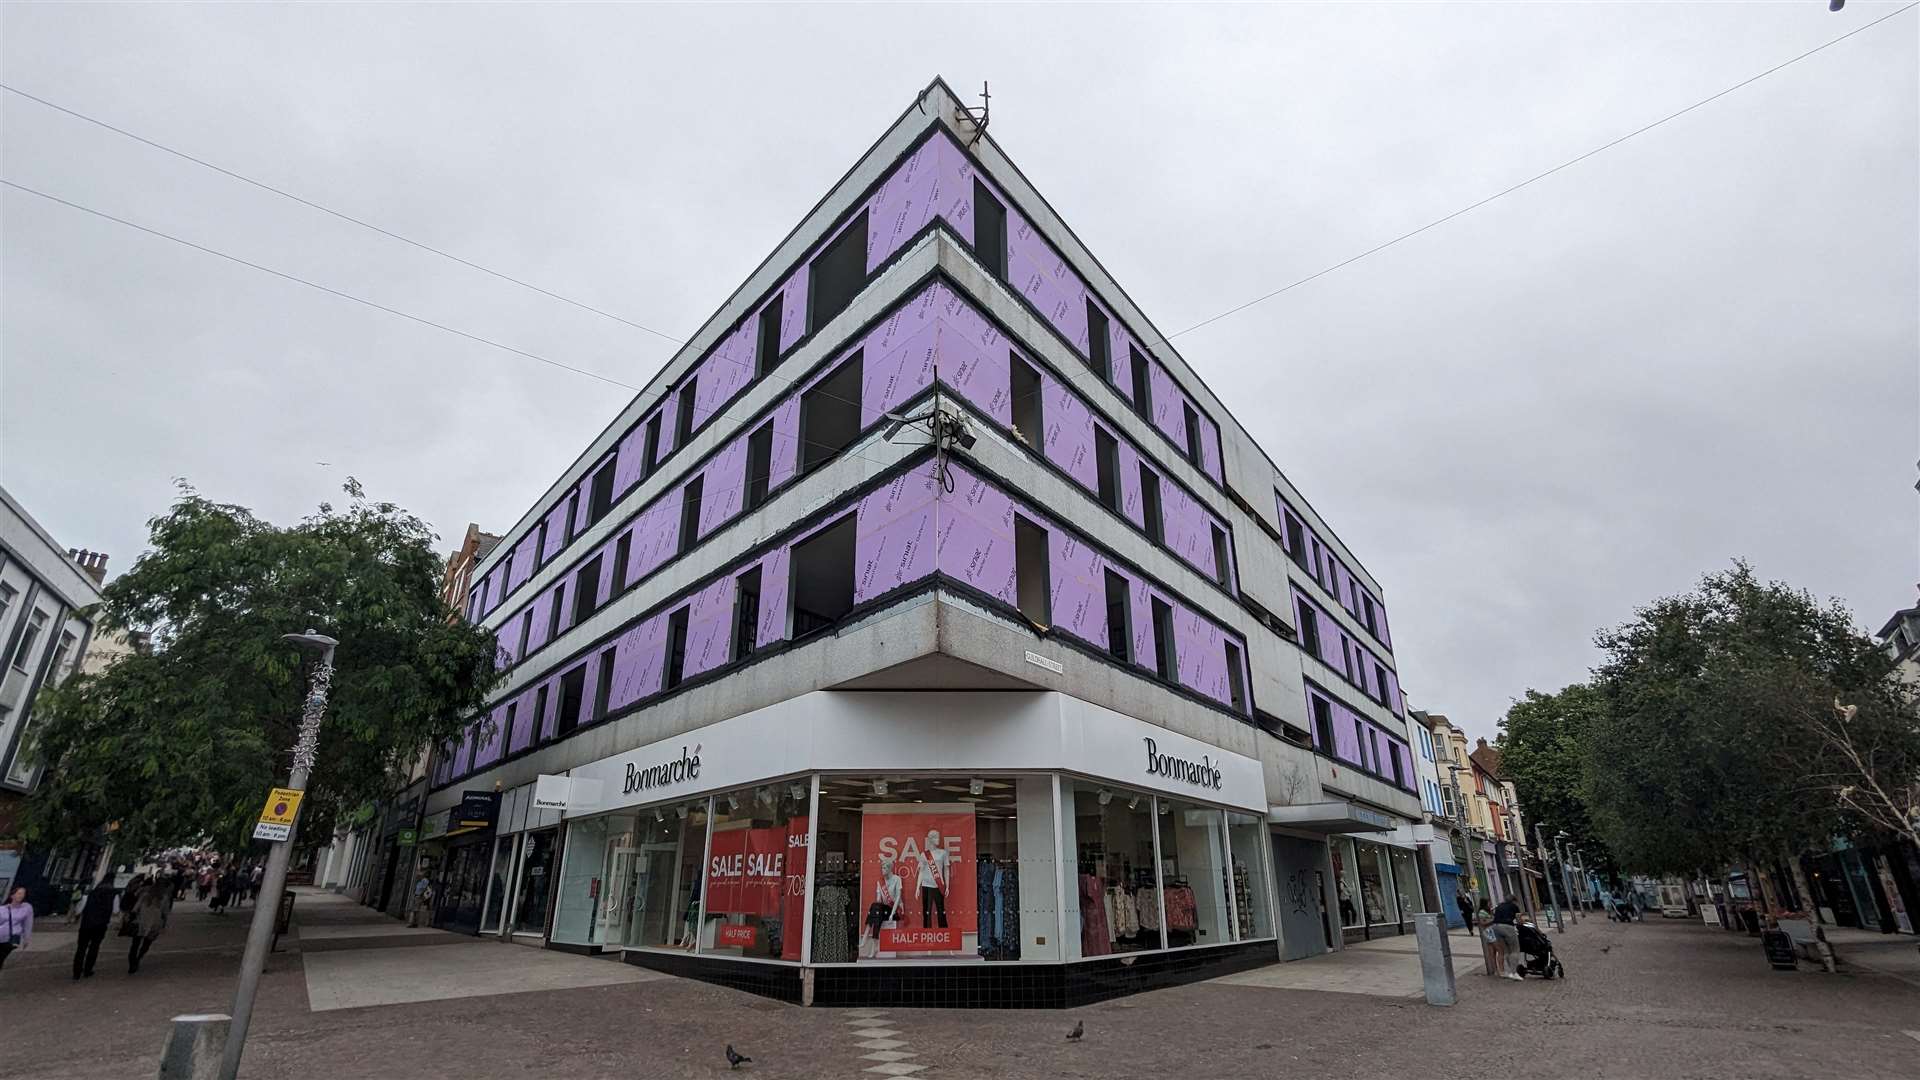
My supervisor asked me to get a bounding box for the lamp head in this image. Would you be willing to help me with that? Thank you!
[282,629,340,652]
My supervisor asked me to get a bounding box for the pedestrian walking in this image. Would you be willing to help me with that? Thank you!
[1474,896,1498,976]
[408,869,435,928]
[0,886,34,970]
[72,877,119,980]
[1454,887,1476,938]
[125,873,171,974]
[1489,895,1523,981]
[248,864,264,903]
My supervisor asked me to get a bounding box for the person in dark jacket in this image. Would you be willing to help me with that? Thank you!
[72,878,120,979]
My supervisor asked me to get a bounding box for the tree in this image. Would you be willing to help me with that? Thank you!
[21,480,501,855]
[1582,561,1908,877]
[1497,684,1610,866]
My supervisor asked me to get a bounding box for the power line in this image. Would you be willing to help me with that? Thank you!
[1160,1,1919,344]
[0,82,687,347]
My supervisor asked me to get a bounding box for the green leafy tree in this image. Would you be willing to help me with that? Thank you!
[1497,683,1611,867]
[1582,561,1908,877]
[21,481,500,855]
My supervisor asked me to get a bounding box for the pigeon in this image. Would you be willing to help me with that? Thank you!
[1066,1021,1084,1042]
[1601,945,1611,954]
[726,1045,751,1070]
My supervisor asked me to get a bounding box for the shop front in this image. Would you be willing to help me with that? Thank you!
[541,690,1277,1007]
[479,781,566,943]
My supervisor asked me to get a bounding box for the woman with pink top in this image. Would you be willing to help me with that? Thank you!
[1,885,34,969]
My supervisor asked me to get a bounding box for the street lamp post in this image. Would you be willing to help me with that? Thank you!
[1553,832,1580,922]
[1535,824,1565,931]
[219,630,338,1080]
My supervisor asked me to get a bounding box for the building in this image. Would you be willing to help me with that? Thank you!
[421,78,1427,1007]
[1409,709,1466,927]
[0,488,104,905]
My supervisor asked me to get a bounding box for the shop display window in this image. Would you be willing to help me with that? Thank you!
[702,783,812,962]
[1066,781,1163,955]
[810,776,1022,963]
[1389,845,1423,924]
[479,835,513,935]
[1352,838,1396,926]
[1154,799,1231,947]
[1334,838,1364,929]
[552,813,638,946]
[620,798,710,950]
[512,829,559,935]
[1225,811,1274,941]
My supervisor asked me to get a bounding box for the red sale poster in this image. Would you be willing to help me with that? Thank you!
[781,816,809,961]
[859,805,976,954]
[706,822,785,917]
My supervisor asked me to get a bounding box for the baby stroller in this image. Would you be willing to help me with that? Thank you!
[1515,921,1564,979]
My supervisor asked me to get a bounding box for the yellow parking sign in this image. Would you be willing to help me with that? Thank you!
[253,787,305,841]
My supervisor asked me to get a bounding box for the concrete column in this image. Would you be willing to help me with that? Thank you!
[158,1014,229,1079]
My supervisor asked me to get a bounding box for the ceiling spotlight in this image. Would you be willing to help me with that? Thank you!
[1127,795,1141,811]
[872,779,889,797]
[1097,789,1113,806]
[675,804,688,820]
[727,794,741,812]
[653,807,666,823]
[968,778,985,796]
[1158,801,1170,815]
[755,786,774,806]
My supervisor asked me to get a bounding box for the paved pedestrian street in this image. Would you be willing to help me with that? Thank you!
[2,894,1916,1080]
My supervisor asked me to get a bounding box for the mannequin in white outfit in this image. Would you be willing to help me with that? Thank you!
[917,829,950,929]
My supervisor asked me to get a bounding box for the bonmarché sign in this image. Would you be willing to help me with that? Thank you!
[623,744,702,796]
[1143,737,1223,791]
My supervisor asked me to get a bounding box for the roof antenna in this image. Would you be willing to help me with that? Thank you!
[957,81,990,148]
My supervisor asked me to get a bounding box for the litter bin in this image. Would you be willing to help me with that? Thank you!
[271,889,297,952]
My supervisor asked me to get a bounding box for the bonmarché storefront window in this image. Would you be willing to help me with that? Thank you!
[1154,797,1231,948]
[619,798,709,950]
[702,783,810,961]
[1066,780,1162,956]
[552,812,638,947]
[512,829,558,935]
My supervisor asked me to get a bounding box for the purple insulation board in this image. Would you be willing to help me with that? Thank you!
[1114,437,1148,530]
[937,465,1017,605]
[860,290,941,428]
[1173,604,1232,708]
[1047,530,1108,651]
[508,688,538,755]
[1146,362,1183,446]
[612,424,649,496]
[754,545,792,649]
[865,136,969,272]
[608,614,668,712]
[856,468,940,604]
[930,285,1012,427]
[540,506,567,564]
[682,576,736,682]
[1161,478,1217,582]
[507,534,537,594]
[627,503,679,588]
[1042,371,1099,492]
[698,436,749,539]
[766,395,803,493]
[690,322,757,433]
[471,707,504,770]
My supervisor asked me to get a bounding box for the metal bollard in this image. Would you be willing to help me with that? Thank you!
[1414,913,1457,1006]
[159,1014,230,1080]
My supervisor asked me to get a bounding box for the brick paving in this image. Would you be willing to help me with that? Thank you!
[1,899,1915,1079]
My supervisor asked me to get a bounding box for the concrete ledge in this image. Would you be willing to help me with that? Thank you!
[297,927,474,953]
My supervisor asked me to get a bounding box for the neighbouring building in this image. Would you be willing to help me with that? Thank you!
[1410,709,1466,927]
[421,78,1427,1007]
[0,488,104,907]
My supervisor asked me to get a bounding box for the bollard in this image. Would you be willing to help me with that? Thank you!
[1414,913,1457,1006]
[159,1014,230,1080]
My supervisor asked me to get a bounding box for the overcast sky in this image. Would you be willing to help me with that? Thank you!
[3,3,1914,744]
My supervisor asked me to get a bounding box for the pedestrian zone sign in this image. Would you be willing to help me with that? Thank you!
[253,787,305,842]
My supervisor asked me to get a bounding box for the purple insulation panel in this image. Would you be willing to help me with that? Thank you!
[771,271,808,355]
[539,506,566,563]
[628,506,678,587]
[698,436,748,539]
[613,424,649,496]
[683,576,736,682]
[1115,439,1147,530]
[1128,578,1155,674]
[1146,362,1183,445]
[1197,415,1223,484]
[507,534,537,594]
[860,290,941,427]
[856,468,939,604]
[1048,530,1108,651]
[937,465,1017,605]
[691,326,755,432]
[1331,701,1362,765]
[931,285,1012,427]
[523,590,554,655]
[450,730,474,777]
[766,395,803,493]
[1173,604,1232,708]
[537,677,563,742]
[1005,205,1089,350]
[609,615,667,712]
[1161,483,1214,580]
[471,706,505,770]
[508,689,537,755]
[1043,371,1099,492]
[755,545,792,649]
[865,137,967,272]
[1392,743,1412,788]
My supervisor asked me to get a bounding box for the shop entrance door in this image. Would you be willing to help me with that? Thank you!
[1270,834,1327,961]
[598,846,641,946]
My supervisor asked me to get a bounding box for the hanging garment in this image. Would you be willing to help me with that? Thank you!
[1164,884,1198,932]
[1136,886,1163,933]
[995,865,1021,960]
[1078,873,1111,957]
[1107,886,1138,939]
[813,885,852,963]
[977,860,996,958]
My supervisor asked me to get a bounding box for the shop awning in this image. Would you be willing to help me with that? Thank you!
[1267,800,1400,834]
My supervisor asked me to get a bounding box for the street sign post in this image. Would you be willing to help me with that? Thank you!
[250,787,305,842]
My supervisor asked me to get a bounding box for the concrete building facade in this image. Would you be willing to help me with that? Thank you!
[420,79,1426,1006]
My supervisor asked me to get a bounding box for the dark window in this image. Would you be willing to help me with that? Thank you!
[1210,524,1233,588]
[504,702,519,744]
[1094,427,1120,511]
[1183,403,1202,465]
[594,648,616,722]
[1296,598,1320,657]
[589,463,616,525]
[973,178,1006,280]
[733,565,763,660]
[799,352,862,474]
[790,514,856,638]
[1150,597,1177,681]
[1085,301,1111,378]
[564,491,579,545]
[664,607,690,689]
[1224,641,1246,713]
[1103,570,1131,663]
[1363,594,1378,635]
[1139,465,1163,542]
[744,422,773,510]
[548,584,565,641]
[679,476,704,552]
[1311,695,1335,751]
[611,532,631,596]
[757,295,785,376]
[1375,662,1391,706]
[573,555,602,624]
[499,554,513,603]
[1282,509,1308,569]
[555,666,586,737]
[676,379,699,446]
[1129,347,1152,420]
[808,211,868,331]
[518,609,534,660]
[641,412,662,480]
[1014,515,1050,627]
[1388,741,1404,786]
[1341,637,1354,681]
[1011,355,1043,450]
[535,520,549,566]
[532,685,549,739]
